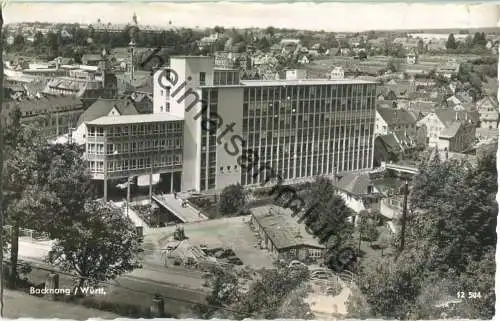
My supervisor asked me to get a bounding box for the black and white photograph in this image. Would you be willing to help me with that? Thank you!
[0,1,497,319]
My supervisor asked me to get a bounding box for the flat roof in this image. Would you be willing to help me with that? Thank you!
[242,79,376,85]
[200,78,376,88]
[251,205,324,250]
[86,113,184,126]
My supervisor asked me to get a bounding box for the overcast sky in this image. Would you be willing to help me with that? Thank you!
[4,2,499,32]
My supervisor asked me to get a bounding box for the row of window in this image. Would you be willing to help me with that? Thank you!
[87,139,182,154]
[240,152,373,186]
[88,154,182,173]
[244,98,375,116]
[87,122,183,137]
[243,84,376,101]
[213,70,240,86]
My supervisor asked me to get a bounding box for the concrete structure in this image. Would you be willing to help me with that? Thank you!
[80,113,184,201]
[153,56,378,192]
[250,205,325,261]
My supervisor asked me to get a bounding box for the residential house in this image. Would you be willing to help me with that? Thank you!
[329,66,344,79]
[406,51,418,65]
[417,110,477,148]
[250,205,325,262]
[437,121,476,153]
[270,44,281,54]
[5,95,84,139]
[375,107,418,138]
[374,133,403,166]
[437,59,460,79]
[476,96,499,129]
[298,55,310,64]
[72,98,139,144]
[82,54,103,66]
[333,172,382,225]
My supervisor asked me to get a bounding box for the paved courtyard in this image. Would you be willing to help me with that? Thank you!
[156,215,275,269]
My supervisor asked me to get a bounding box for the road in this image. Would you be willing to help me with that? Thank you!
[23,258,209,317]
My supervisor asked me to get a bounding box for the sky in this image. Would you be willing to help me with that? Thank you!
[3,2,500,32]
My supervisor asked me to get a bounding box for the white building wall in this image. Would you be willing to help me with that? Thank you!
[374,111,389,136]
[215,87,245,189]
[166,57,215,191]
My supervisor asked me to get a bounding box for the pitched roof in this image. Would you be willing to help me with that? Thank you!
[377,133,402,152]
[377,107,417,125]
[334,172,375,196]
[251,205,324,250]
[8,95,83,115]
[439,121,462,139]
[76,98,138,127]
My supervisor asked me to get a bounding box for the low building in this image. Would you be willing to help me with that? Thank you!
[418,110,478,148]
[6,95,84,139]
[250,205,325,262]
[329,66,344,79]
[437,121,476,153]
[375,107,418,138]
[333,172,382,223]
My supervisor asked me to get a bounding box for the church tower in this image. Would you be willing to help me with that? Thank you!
[99,48,118,99]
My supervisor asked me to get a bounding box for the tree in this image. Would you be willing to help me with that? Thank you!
[218,183,246,216]
[13,34,24,51]
[199,265,312,319]
[301,177,355,269]
[417,39,424,53]
[3,109,48,287]
[360,218,379,246]
[47,200,143,294]
[446,33,457,50]
[472,32,487,47]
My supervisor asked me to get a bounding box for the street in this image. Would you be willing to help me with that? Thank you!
[23,259,209,317]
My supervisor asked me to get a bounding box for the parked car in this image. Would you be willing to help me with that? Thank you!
[311,270,329,279]
[289,260,307,268]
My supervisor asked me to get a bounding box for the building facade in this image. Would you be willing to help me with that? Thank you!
[82,114,184,199]
[7,95,84,139]
[154,56,377,193]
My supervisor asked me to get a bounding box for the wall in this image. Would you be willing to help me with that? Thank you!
[374,111,389,136]
[166,57,215,191]
[215,87,245,190]
[418,113,444,147]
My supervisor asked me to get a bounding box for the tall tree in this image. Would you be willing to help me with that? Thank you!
[446,33,457,50]
[218,183,246,216]
[47,200,143,293]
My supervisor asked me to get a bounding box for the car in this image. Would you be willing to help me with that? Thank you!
[311,270,330,278]
[288,260,307,268]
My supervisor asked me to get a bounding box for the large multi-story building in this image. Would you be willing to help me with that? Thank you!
[154,56,377,192]
[82,113,184,200]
